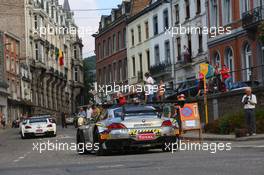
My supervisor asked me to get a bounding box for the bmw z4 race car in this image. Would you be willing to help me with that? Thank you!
[76,105,179,155]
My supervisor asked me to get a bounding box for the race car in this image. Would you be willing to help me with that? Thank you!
[76,104,179,155]
[20,115,57,139]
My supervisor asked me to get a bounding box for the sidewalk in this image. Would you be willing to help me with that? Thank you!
[181,131,264,141]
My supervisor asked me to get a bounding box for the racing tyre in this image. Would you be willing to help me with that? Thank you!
[93,128,108,156]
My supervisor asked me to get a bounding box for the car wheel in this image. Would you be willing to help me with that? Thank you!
[93,128,108,156]
[77,131,88,154]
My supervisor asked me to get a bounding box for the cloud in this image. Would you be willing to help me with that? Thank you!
[59,0,100,57]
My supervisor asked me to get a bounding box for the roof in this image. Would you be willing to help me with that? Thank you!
[63,0,71,11]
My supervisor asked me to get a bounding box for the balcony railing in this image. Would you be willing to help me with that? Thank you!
[149,61,172,76]
[242,6,264,28]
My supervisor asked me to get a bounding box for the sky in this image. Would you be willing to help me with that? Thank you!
[58,0,122,58]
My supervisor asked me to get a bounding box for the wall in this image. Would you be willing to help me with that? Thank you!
[193,87,264,124]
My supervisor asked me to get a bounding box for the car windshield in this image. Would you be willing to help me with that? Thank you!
[29,118,47,124]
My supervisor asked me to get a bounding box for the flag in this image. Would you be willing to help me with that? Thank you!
[59,49,64,66]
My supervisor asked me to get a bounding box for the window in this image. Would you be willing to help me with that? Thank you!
[139,53,143,73]
[210,0,219,27]
[154,45,160,64]
[16,62,19,75]
[98,43,101,59]
[108,65,112,83]
[146,50,150,70]
[103,67,107,84]
[123,58,127,80]
[98,69,102,84]
[223,0,232,24]
[11,58,15,72]
[107,37,111,56]
[113,63,116,81]
[241,0,250,14]
[175,4,180,24]
[176,37,181,60]
[187,34,192,57]
[15,42,19,56]
[131,29,134,46]
[123,28,126,48]
[35,43,39,60]
[213,52,221,66]
[225,48,234,80]
[165,41,170,63]
[46,2,49,14]
[196,0,201,14]
[153,15,158,35]
[74,46,77,59]
[34,15,38,30]
[137,25,142,43]
[185,0,190,19]
[6,55,10,71]
[243,43,252,81]
[118,61,122,81]
[103,40,106,58]
[132,56,136,76]
[112,34,116,53]
[163,9,169,30]
[118,31,122,51]
[145,21,149,39]
[198,30,203,53]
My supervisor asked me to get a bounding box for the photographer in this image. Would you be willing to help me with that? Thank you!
[242,87,257,136]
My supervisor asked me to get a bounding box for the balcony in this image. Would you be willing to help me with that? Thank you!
[149,61,172,78]
[242,6,264,29]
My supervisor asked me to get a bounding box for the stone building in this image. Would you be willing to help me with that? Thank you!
[207,0,264,84]
[0,0,84,117]
[3,32,24,122]
[0,32,9,119]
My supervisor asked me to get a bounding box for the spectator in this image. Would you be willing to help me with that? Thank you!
[242,87,257,136]
[61,112,66,128]
[1,113,6,129]
[183,45,191,63]
[144,72,154,103]
[118,92,126,106]
[157,80,165,102]
[221,65,233,91]
[78,107,86,117]
[163,104,172,118]
[86,105,93,119]
[213,64,222,92]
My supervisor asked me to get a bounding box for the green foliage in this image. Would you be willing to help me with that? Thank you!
[83,56,96,104]
[205,109,264,134]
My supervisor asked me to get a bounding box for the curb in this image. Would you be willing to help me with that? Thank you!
[181,135,264,142]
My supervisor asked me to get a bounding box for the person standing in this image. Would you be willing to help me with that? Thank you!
[242,87,257,136]
[220,65,233,91]
[1,113,6,129]
[144,72,154,103]
[157,80,165,102]
[61,112,66,128]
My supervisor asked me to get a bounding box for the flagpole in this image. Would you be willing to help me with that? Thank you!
[204,76,208,124]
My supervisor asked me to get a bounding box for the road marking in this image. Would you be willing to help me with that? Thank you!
[13,151,31,163]
[233,145,264,148]
[97,164,124,169]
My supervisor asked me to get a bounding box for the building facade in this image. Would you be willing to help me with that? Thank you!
[94,1,131,102]
[0,32,9,119]
[0,0,84,118]
[172,0,208,85]
[207,0,264,84]
[127,0,174,88]
[4,32,24,122]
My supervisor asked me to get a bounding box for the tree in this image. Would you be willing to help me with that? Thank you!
[83,56,96,104]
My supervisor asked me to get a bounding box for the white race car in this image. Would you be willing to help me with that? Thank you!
[20,116,56,139]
